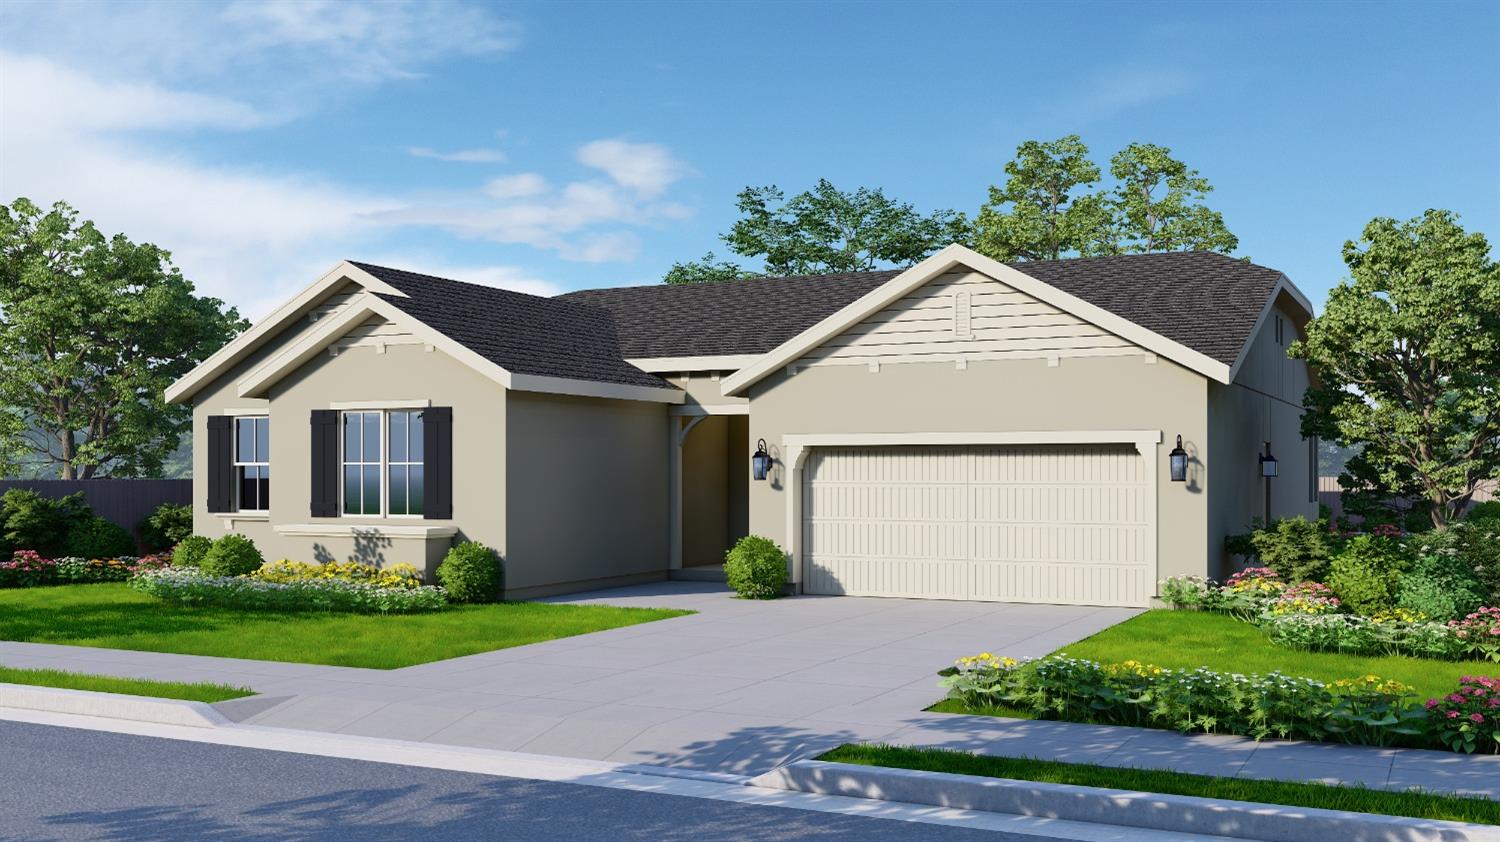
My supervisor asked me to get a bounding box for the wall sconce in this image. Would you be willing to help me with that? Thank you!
[1169,435,1188,482]
[751,438,772,481]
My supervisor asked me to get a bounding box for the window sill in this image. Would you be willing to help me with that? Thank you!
[273,523,458,539]
[220,513,270,529]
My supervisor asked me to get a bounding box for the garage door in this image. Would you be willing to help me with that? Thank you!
[802,444,1151,606]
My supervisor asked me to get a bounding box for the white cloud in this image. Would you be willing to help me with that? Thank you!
[483,173,550,199]
[577,139,690,198]
[406,146,507,164]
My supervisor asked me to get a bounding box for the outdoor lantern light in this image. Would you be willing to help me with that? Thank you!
[1260,445,1278,478]
[1169,435,1188,482]
[751,438,772,481]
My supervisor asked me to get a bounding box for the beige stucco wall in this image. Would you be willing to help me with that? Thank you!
[680,413,751,566]
[1206,299,1319,578]
[190,330,506,581]
[744,352,1212,590]
[503,391,670,597]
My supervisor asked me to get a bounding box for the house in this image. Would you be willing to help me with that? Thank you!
[165,244,1318,605]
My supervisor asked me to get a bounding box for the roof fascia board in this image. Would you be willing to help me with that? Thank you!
[1224,274,1316,383]
[720,244,1232,396]
[165,260,409,405]
[625,355,761,372]
[236,298,381,398]
[508,373,684,404]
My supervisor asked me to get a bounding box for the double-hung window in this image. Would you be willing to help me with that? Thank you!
[234,417,270,511]
[341,410,424,516]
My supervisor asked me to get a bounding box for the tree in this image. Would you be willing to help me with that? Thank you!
[1292,210,1500,529]
[663,252,760,285]
[721,180,969,276]
[0,408,23,478]
[0,198,247,479]
[1099,143,1238,254]
[972,135,1111,261]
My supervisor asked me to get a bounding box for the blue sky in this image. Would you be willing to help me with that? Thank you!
[1,0,1496,319]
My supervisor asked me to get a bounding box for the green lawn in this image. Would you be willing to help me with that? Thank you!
[820,744,1500,825]
[0,584,692,669]
[0,665,252,703]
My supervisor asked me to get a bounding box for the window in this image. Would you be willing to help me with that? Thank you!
[1308,435,1319,504]
[1275,314,1285,346]
[234,417,270,511]
[341,410,424,516]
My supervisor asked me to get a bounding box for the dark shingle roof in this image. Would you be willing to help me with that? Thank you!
[558,270,901,358]
[350,262,674,391]
[563,252,1287,367]
[1011,252,1285,366]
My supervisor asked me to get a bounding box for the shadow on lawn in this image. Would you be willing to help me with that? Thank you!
[0,589,305,643]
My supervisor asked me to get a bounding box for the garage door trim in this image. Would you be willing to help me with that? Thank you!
[782,430,1162,604]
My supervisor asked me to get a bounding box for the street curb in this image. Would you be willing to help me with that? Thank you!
[0,683,233,729]
[749,760,1500,842]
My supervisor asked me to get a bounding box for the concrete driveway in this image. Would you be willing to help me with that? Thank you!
[1,582,1137,775]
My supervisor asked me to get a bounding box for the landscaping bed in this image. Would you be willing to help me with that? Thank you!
[0,583,690,669]
[0,664,251,703]
[819,744,1500,825]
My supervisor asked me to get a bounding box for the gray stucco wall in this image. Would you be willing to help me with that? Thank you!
[503,391,670,597]
[744,352,1212,589]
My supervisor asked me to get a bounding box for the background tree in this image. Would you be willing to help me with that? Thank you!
[0,408,24,478]
[972,135,1111,261]
[1099,142,1238,254]
[662,252,760,285]
[0,198,247,479]
[721,180,969,276]
[1293,209,1499,529]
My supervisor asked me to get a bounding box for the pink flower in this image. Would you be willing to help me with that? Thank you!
[1471,713,1486,724]
[1450,694,1467,704]
[1425,699,1441,709]
[1449,711,1462,719]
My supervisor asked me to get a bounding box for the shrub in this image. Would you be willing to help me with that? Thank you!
[1268,581,1341,616]
[252,560,423,590]
[1464,501,1500,524]
[172,536,212,568]
[724,535,787,599]
[1412,522,1500,604]
[54,555,167,583]
[941,654,1426,747]
[1449,607,1500,662]
[1262,612,1468,660]
[1397,553,1487,622]
[0,550,58,587]
[199,534,264,577]
[63,516,135,559]
[131,567,447,613]
[138,503,193,553]
[1249,516,1336,583]
[0,489,92,558]
[1159,576,1217,610]
[1425,676,1500,754]
[1327,536,1409,616]
[437,542,501,603]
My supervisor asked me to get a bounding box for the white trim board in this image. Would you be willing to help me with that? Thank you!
[669,404,751,417]
[721,244,1237,396]
[626,355,760,373]
[273,523,459,539]
[329,399,432,410]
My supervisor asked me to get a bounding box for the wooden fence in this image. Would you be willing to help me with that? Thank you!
[0,479,192,547]
[1319,476,1496,523]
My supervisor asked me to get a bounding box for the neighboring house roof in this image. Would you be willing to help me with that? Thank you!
[559,270,901,358]
[350,262,674,391]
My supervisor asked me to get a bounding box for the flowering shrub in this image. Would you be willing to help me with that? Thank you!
[0,551,57,587]
[131,567,447,614]
[1425,676,1500,754]
[1226,566,1285,595]
[1158,576,1218,610]
[1268,581,1341,615]
[1263,613,1469,660]
[940,653,1427,746]
[251,560,423,590]
[1449,607,1500,662]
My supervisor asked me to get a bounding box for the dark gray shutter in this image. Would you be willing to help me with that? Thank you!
[310,410,339,517]
[423,406,452,520]
[206,416,233,513]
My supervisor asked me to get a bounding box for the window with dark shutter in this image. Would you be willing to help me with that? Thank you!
[422,406,452,520]
[206,415,233,513]
[310,409,340,517]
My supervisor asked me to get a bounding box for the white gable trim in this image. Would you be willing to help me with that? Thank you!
[1225,274,1316,384]
[236,297,384,398]
[165,261,408,405]
[625,355,760,373]
[720,244,1235,396]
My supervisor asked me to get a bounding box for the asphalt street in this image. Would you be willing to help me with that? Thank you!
[0,720,1047,842]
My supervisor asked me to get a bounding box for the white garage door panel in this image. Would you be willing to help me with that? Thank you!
[803,444,1151,606]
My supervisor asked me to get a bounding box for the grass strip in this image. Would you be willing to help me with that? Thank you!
[818,744,1500,825]
[0,664,253,703]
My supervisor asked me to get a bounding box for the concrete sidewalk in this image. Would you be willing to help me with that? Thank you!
[2,581,1497,797]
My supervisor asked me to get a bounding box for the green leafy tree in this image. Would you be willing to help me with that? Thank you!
[0,407,24,478]
[722,180,969,276]
[0,198,247,479]
[972,135,1111,261]
[663,252,760,285]
[1098,143,1238,254]
[1293,210,1500,529]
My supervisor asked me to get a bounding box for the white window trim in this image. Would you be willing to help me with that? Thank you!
[330,399,430,410]
[338,408,426,519]
[233,416,270,513]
